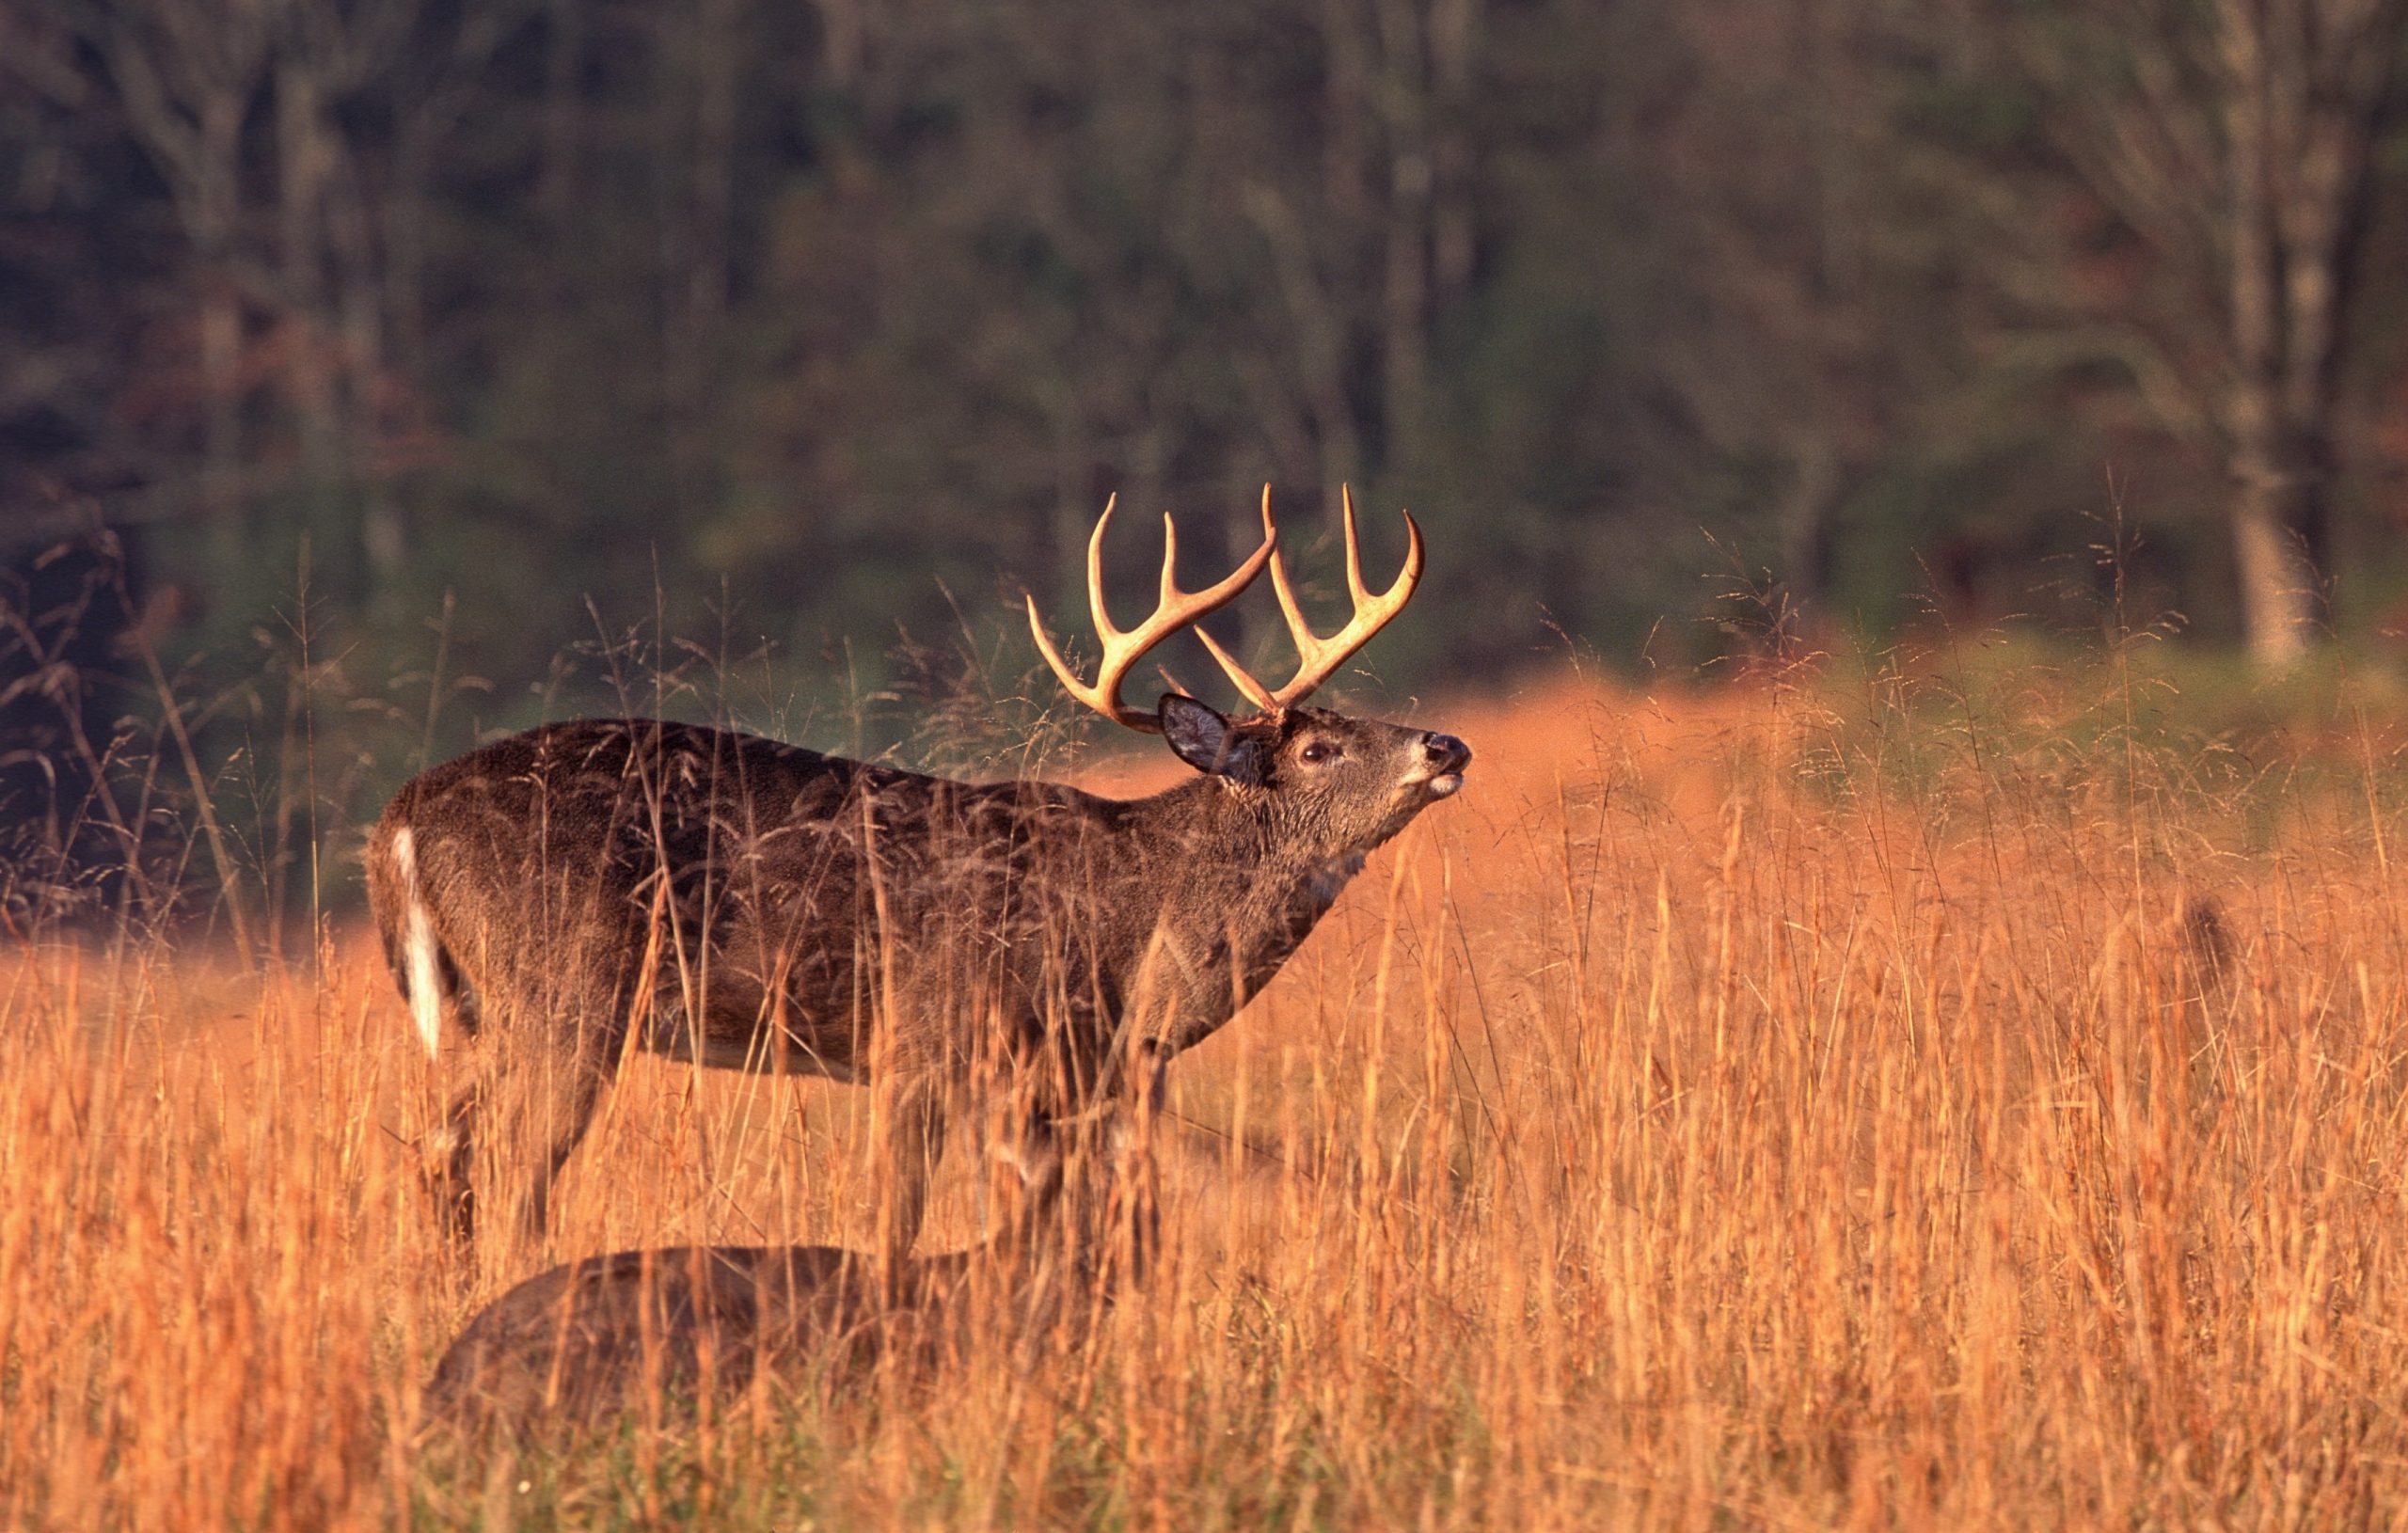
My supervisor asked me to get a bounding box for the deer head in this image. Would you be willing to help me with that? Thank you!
[1026,486,1471,861]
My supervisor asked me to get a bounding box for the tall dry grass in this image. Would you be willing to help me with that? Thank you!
[7,656,2408,1529]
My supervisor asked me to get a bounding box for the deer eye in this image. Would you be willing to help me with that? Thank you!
[1299,740,1340,764]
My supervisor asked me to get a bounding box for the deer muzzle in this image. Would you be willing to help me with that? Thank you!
[1419,732,1470,798]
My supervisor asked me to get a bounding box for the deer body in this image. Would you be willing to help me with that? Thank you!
[423,1225,1124,1438]
[423,1242,928,1435]
[421,1093,1160,1437]
[367,490,1468,1264]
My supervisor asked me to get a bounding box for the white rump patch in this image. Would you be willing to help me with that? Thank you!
[393,828,445,1058]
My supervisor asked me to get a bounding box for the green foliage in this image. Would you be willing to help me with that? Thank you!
[2,0,2406,725]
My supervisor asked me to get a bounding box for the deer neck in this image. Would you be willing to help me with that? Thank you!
[1138,773,1367,890]
[1120,779,1375,1025]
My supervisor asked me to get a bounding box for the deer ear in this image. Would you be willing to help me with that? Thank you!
[1158,695,1269,783]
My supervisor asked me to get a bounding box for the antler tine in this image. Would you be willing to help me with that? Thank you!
[1027,494,1275,734]
[1195,626,1280,714]
[1339,482,1375,605]
[1239,482,1424,711]
[1197,485,1291,712]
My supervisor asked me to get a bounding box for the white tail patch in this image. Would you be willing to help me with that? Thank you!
[393,827,445,1058]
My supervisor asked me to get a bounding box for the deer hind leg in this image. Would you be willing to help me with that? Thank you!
[481,1036,612,1263]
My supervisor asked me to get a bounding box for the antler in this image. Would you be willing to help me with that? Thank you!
[1026,495,1277,733]
[1196,484,1424,714]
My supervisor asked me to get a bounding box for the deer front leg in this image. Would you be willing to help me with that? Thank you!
[875,1070,947,1278]
[425,1080,480,1251]
[435,1019,613,1277]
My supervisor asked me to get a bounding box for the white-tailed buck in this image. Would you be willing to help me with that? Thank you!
[366,488,1468,1265]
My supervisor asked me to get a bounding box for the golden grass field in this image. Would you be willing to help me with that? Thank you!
[8,653,2408,1529]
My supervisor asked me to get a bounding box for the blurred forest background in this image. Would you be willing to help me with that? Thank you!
[5,0,2408,892]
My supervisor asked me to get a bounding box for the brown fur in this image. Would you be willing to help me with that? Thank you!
[365,698,1468,1261]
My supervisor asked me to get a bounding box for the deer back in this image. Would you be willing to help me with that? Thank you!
[372,718,1161,1076]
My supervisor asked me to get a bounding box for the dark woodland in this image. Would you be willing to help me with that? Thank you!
[4,0,2408,916]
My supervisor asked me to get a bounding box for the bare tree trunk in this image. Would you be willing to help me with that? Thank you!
[331,151,404,596]
[813,0,863,88]
[689,0,738,344]
[539,0,584,234]
[1372,0,1430,455]
[195,103,247,578]
[274,0,448,608]
[374,3,534,600]
[198,275,246,576]
[1779,439,1840,620]
[1427,0,1479,306]
[387,119,434,387]
[1243,184,1363,490]
[89,7,272,570]
[277,55,344,506]
[657,0,742,519]
[2211,0,2397,666]
[2229,458,2323,666]
[1979,0,2400,665]
[2220,0,2303,663]
[1321,0,1371,226]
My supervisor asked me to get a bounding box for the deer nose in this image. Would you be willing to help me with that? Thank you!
[1420,733,1470,772]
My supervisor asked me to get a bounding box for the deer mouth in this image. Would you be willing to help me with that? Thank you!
[1415,733,1471,798]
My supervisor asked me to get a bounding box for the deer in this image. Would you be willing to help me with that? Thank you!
[364,487,1470,1272]
[421,1065,1163,1438]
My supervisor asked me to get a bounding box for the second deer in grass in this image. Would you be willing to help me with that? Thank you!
[421,1062,1164,1437]
[365,488,1469,1267]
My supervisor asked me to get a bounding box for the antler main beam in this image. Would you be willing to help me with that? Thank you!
[1026,495,1276,733]
[1200,485,1424,713]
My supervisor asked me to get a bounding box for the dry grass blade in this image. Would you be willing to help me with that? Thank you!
[7,665,2408,1528]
